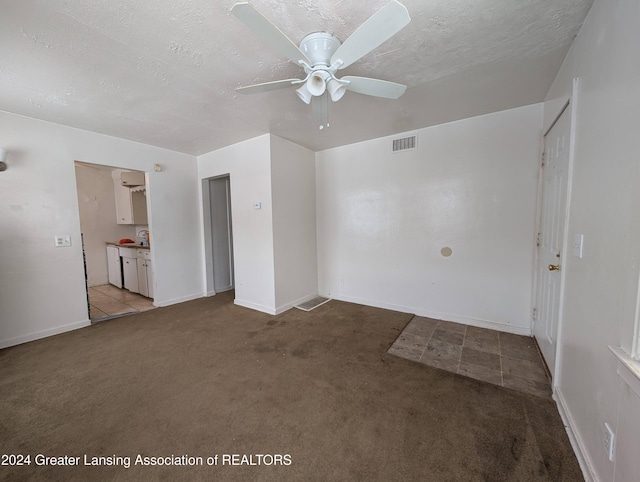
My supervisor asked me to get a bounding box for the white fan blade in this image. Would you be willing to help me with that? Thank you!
[331,0,410,69]
[342,76,407,99]
[236,79,301,94]
[231,3,310,65]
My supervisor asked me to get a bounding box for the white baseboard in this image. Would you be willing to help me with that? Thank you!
[234,298,276,315]
[204,288,233,298]
[275,293,319,315]
[154,292,204,307]
[0,319,91,350]
[554,387,598,482]
[234,293,321,316]
[321,292,531,336]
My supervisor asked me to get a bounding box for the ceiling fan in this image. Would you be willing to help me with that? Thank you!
[231,1,411,129]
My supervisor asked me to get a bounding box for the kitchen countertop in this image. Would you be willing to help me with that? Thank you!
[106,242,151,250]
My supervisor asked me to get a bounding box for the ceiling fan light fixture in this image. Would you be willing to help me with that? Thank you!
[296,84,312,104]
[307,70,330,97]
[327,78,347,102]
[232,1,412,122]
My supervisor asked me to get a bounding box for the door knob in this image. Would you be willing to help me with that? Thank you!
[548,264,560,271]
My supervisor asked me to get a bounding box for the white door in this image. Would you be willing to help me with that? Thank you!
[534,105,571,376]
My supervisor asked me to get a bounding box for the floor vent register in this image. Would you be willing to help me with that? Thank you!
[295,296,332,312]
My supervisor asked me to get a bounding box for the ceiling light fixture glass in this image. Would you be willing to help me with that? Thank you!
[296,84,312,104]
[327,78,346,102]
[306,70,331,97]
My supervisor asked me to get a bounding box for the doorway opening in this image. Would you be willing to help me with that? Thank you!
[202,175,235,296]
[74,161,156,322]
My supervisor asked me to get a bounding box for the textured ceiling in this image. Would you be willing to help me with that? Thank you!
[0,0,593,155]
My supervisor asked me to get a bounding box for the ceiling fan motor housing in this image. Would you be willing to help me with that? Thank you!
[299,32,341,67]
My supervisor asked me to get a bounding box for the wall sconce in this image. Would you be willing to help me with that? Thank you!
[0,148,7,172]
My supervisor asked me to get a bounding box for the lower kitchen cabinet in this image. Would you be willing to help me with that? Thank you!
[106,245,153,298]
[136,254,154,299]
[122,255,139,294]
[118,247,139,293]
[106,245,122,288]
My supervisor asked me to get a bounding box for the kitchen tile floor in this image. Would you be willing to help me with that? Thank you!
[88,284,155,321]
[388,316,552,399]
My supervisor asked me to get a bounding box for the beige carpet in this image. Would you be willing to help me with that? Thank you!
[0,291,582,481]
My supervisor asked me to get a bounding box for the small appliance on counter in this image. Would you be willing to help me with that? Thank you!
[137,230,150,247]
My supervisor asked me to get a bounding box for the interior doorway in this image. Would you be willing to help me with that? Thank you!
[207,176,235,293]
[74,162,155,321]
[533,102,572,378]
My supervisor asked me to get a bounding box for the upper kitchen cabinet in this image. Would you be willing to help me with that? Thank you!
[112,169,148,225]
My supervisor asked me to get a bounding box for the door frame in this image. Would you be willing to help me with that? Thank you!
[74,162,156,321]
[531,78,580,389]
[201,174,235,297]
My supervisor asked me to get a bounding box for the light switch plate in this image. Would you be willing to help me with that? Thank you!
[54,235,71,247]
[573,234,584,258]
[604,422,615,461]
[253,202,262,210]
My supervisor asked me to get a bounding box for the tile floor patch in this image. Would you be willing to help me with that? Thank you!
[89,285,155,321]
[404,317,438,337]
[388,344,422,362]
[425,339,462,360]
[460,347,501,371]
[458,362,503,386]
[463,336,500,355]
[419,353,460,372]
[501,356,549,383]
[503,373,552,398]
[435,320,467,334]
[395,332,429,349]
[388,316,552,399]
[431,329,465,346]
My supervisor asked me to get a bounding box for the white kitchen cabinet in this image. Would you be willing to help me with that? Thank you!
[119,247,139,293]
[106,245,122,288]
[114,182,133,224]
[113,172,148,225]
[136,249,154,299]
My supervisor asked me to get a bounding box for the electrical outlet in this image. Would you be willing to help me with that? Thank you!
[339,276,344,286]
[54,235,71,247]
[603,422,615,462]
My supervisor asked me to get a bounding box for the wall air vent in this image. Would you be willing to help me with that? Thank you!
[392,135,417,153]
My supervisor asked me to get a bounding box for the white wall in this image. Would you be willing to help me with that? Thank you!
[316,104,542,334]
[75,164,136,286]
[0,110,202,349]
[198,134,318,315]
[198,134,277,313]
[270,135,318,312]
[543,0,640,479]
